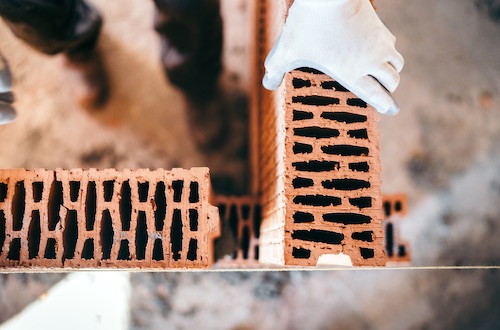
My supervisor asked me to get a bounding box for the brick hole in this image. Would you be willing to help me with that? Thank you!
[82,239,94,260]
[136,211,148,260]
[44,238,57,259]
[321,145,369,156]
[138,182,149,203]
[292,247,311,259]
[69,181,80,202]
[187,238,198,261]
[294,127,340,139]
[118,240,131,260]
[349,162,370,173]
[153,239,164,261]
[292,95,340,106]
[292,160,340,172]
[103,180,114,202]
[241,205,250,220]
[63,210,78,260]
[101,210,114,260]
[292,177,314,188]
[12,181,25,231]
[398,245,406,257]
[385,222,394,257]
[0,183,7,202]
[293,211,314,223]
[120,181,132,231]
[254,246,259,260]
[0,210,5,255]
[352,231,374,242]
[7,238,21,260]
[349,197,372,209]
[384,201,391,217]
[119,180,132,231]
[293,195,342,207]
[347,129,369,139]
[321,111,367,123]
[241,226,250,259]
[321,81,349,92]
[322,179,371,191]
[347,98,368,108]
[229,204,238,239]
[85,182,97,231]
[189,182,199,203]
[155,182,167,231]
[218,204,227,219]
[296,67,323,74]
[292,110,314,121]
[293,142,313,154]
[189,209,198,231]
[395,201,402,212]
[48,181,63,231]
[28,210,41,259]
[32,182,43,203]
[172,180,184,202]
[323,213,371,225]
[171,209,183,261]
[253,205,261,239]
[292,77,311,89]
[292,230,344,244]
[360,247,375,259]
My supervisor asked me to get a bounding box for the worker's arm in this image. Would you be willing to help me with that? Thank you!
[0,52,16,125]
[263,0,404,115]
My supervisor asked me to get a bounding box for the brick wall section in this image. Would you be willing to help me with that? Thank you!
[382,194,410,263]
[0,168,220,270]
[214,196,261,265]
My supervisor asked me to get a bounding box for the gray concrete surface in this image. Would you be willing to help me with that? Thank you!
[1,0,500,328]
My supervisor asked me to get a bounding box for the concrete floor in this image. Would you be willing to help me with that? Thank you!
[1,0,500,328]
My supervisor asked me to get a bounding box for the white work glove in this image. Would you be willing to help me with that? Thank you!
[263,0,404,115]
[0,52,16,125]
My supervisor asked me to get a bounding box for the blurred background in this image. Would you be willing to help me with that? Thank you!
[0,0,500,328]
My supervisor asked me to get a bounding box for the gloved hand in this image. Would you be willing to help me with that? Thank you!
[0,52,16,125]
[262,0,404,115]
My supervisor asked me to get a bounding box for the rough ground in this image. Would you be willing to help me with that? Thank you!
[1,0,500,328]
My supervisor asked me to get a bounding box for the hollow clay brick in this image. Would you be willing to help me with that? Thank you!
[213,196,261,266]
[0,168,220,270]
[382,194,410,263]
[253,0,386,267]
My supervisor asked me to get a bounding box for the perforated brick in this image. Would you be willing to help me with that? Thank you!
[214,196,261,265]
[382,194,410,263]
[253,0,386,267]
[0,168,220,270]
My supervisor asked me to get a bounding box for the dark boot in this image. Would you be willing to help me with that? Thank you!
[0,0,110,109]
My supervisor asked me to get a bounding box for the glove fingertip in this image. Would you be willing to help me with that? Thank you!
[376,102,399,116]
[262,74,281,90]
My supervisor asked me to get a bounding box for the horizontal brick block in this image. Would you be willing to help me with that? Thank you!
[0,168,220,270]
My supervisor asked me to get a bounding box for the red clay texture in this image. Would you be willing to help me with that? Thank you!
[0,168,220,270]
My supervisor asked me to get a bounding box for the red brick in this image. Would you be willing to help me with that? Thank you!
[0,168,220,270]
